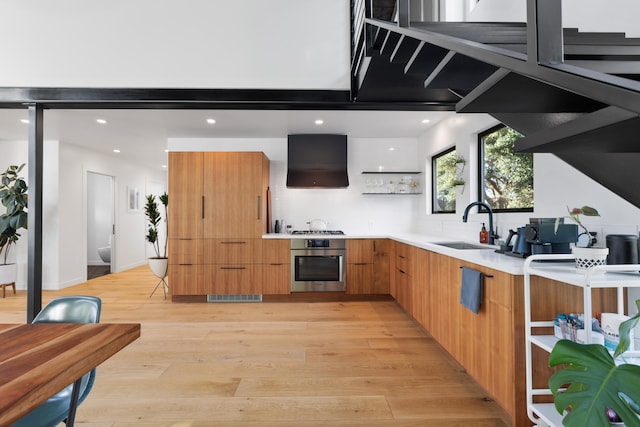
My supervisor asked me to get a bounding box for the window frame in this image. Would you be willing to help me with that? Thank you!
[431,146,457,214]
[477,124,533,213]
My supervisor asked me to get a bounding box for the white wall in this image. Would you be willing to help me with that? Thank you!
[0,0,350,89]
[169,136,422,235]
[414,113,640,244]
[0,140,166,290]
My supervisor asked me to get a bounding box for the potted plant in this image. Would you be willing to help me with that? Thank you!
[549,300,640,426]
[144,192,168,281]
[0,164,28,290]
[557,205,607,268]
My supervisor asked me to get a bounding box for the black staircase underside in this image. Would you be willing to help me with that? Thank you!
[355,17,640,207]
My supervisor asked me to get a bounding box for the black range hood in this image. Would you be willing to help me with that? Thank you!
[286,134,349,188]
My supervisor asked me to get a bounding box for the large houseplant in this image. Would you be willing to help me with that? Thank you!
[549,300,640,426]
[144,192,168,281]
[0,164,28,286]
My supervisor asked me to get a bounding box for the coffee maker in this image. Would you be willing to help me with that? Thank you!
[501,218,578,258]
[524,218,578,254]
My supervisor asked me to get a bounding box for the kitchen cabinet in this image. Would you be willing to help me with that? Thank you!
[390,242,429,327]
[168,153,203,239]
[203,152,269,238]
[168,152,270,298]
[347,239,390,294]
[425,250,527,426]
[262,239,291,295]
[524,255,639,426]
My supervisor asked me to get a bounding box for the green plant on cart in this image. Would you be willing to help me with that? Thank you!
[549,300,640,426]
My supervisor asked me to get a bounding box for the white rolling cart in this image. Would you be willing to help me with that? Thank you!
[524,254,640,426]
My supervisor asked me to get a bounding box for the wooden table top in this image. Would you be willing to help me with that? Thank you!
[0,322,141,426]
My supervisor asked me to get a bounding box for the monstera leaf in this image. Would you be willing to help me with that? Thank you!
[549,302,640,427]
[549,340,640,426]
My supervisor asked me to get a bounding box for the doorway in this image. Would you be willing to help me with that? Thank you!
[87,172,115,279]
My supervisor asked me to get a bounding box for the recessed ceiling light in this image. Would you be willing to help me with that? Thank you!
[96,119,107,124]
[421,119,431,124]
[206,118,216,124]
[315,119,324,125]
[389,147,395,151]
[162,165,167,168]
[20,119,29,124]
[164,149,169,153]
[113,149,120,153]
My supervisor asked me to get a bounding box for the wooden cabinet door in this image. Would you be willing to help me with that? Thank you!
[262,263,290,295]
[262,240,290,295]
[346,263,374,294]
[169,264,205,296]
[168,152,203,239]
[372,239,391,294]
[206,264,263,295]
[410,247,429,328]
[347,239,374,263]
[214,239,263,264]
[346,239,375,294]
[203,152,268,238]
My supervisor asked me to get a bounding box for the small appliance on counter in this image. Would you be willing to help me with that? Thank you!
[606,234,639,265]
[525,218,578,255]
[498,218,578,258]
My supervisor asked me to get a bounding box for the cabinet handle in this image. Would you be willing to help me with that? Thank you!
[373,241,376,253]
[399,255,406,259]
[220,266,246,270]
[398,269,406,274]
[220,241,247,245]
[257,195,261,220]
[202,196,205,219]
[269,263,285,266]
[178,263,193,266]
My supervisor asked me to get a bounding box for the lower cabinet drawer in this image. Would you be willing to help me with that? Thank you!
[205,264,262,295]
[168,264,205,296]
[262,263,291,295]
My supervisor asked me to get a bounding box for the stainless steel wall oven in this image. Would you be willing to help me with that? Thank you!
[290,239,346,292]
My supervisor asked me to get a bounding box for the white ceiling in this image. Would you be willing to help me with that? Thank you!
[0,109,453,170]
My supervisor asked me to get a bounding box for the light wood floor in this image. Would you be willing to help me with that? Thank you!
[0,266,511,426]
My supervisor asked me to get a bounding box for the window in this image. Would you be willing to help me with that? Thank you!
[478,125,533,212]
[432,147,459,213]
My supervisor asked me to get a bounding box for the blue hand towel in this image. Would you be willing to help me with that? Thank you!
[460,267,483,314]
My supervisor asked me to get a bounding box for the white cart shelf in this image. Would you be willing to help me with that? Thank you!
[524,254,640,427]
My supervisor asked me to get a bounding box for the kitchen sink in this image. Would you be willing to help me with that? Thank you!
[432,241,494,250]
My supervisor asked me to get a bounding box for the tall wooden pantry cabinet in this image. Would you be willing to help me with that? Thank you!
[168,152,270,301]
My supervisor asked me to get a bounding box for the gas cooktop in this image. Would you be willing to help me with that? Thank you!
[291,230,345,235]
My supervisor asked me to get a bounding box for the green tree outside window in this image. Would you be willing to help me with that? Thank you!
[479,125,533,211]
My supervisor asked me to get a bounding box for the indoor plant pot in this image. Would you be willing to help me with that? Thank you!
[147,257,168,279]
[144,192,168,297]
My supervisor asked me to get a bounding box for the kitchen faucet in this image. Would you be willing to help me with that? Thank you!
[462,201,498,245]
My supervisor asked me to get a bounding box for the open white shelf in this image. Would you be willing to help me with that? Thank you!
[524,254,640,427]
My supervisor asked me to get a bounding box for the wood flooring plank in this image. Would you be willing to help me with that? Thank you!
[0,266,512,426]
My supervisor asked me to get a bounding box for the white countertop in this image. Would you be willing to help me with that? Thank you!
[263,232,527,275]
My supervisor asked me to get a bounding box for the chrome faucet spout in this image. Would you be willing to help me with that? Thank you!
[462,201,497,245]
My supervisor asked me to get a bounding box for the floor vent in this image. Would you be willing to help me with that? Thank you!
[207,294,262,303]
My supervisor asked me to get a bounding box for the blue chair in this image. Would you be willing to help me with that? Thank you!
[12,296,102,427]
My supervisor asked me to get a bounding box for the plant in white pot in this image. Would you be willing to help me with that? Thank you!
[144,192,168,297]
[557,205,607,269]
[0,164,28,295]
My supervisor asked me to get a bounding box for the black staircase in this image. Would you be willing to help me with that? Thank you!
[352,0,640,208]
